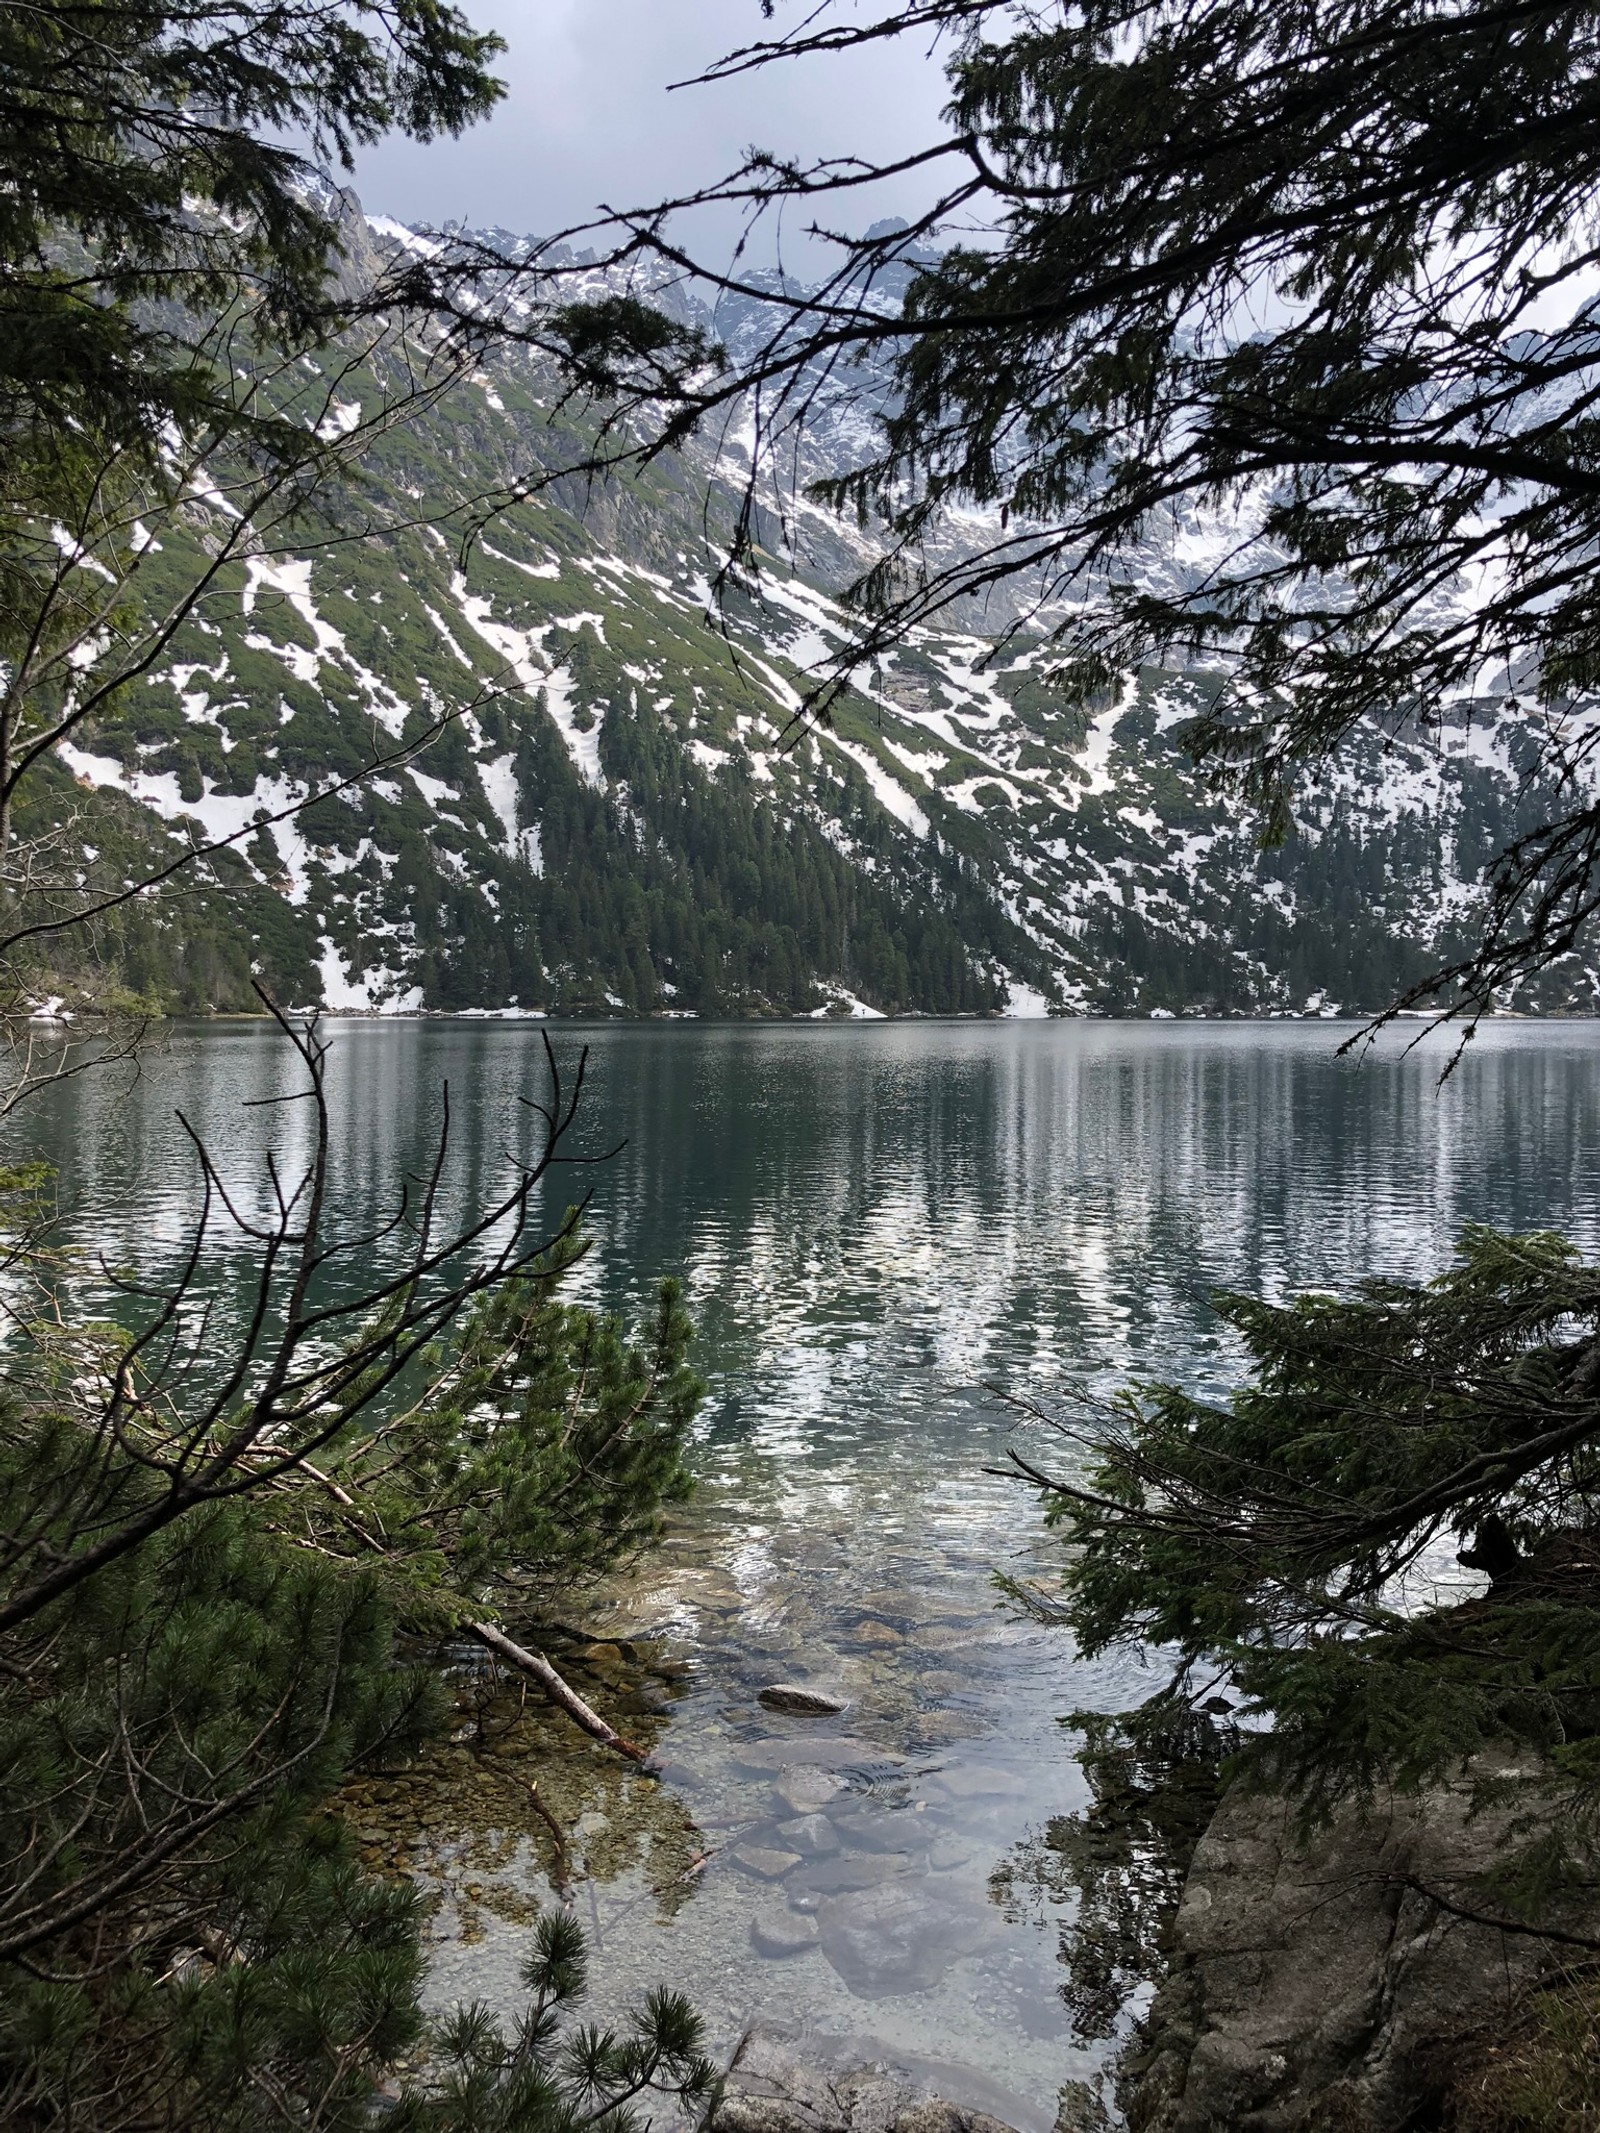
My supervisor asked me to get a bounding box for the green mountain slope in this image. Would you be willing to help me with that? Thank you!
[26,207,1596,1021]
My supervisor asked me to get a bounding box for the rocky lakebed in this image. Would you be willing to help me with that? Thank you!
[339,1496,1598,2133]
[337,1492,1143,2131]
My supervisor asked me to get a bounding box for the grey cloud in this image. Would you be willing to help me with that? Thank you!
[352,0,953,257]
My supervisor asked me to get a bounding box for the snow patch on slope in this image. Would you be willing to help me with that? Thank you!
[314,938,422,1013]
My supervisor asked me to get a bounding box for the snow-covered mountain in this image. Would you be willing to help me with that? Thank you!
[32,206,1592,1020]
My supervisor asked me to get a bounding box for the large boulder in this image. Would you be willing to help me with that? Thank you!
[761,1686,852,1716]
[1125,1749,1591,2131]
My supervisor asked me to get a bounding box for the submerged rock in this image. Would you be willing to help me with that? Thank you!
[733,1843,803,1881]
[761,1685,851,1715]
[800,1853,918,1895]
[777,1768,850,1816]
[713,2025,1028,2133]
[749,1903,822,1958]
[927,1834,975,1873]
[816,1880,996,1997]
[847,1621,904,1649]
[908,1711,985,1748]
[830,1808,926,1854]
[924,1764,1027,1803]
[734,1738,900,1773]
[777,1813,842,1858]
[1125,1749,1596,2132]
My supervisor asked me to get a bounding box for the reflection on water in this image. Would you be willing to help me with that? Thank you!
[14,1019,1600,2122]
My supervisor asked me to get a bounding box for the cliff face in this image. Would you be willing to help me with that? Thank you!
[1123,1751,1589,2133]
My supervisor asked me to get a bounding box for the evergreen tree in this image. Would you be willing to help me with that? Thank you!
[0,9,724,2123]
[0,1121,709,2127]
[1013,1227,1600,1926]
[0,0,519,1052]
[0,0,504,468]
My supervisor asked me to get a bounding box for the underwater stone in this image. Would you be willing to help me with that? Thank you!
[848,1620,904,1648]
[908,1712,985,1748]
[732,1843,803,1881]
[734,1738,901,1773]
[928,1834,976,1872]
[797,1852,918,1894]
[925,1765,1028,1802]
[776,1768,849,1815]
[829,1810,924,1855]
[776,1813,842,1857]
[918,1671,970,1697]
[816,1882,995,1999]
[713,2024,1028,2133]
[759,1685,850,1715]
[749,1903,821,1958]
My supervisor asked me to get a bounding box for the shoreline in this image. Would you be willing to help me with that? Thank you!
[32,1005,1592,1028]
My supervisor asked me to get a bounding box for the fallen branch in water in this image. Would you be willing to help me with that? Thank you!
[523,1779,575,1906]
[272,1466,649,1767]
[468,1620,650,1765]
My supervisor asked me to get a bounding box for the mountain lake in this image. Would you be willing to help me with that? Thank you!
[16,1016,1600,2126]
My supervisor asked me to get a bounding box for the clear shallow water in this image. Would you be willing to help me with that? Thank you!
[15,1018,1600,2123]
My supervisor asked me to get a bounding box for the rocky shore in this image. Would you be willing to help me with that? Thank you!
[712,1747,1595,2133]
[1121,1750,1591,2131]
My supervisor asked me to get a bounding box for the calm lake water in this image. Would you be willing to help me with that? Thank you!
[15,1018,1600,2124]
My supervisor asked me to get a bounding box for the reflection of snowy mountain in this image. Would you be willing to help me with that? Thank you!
[37,203,1597,1019]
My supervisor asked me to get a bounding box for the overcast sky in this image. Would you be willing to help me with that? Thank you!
[352,1,954,255]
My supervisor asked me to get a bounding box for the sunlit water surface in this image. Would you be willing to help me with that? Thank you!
[17,1019,1600,2124]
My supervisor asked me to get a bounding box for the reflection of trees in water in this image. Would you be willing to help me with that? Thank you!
[44,1027,1600,1417]
[988,1732,1227,2045]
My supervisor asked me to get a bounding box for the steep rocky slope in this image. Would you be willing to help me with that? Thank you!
[32,206,1594,1018]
